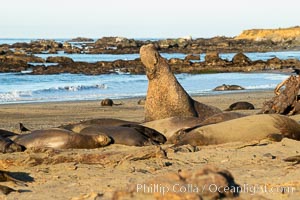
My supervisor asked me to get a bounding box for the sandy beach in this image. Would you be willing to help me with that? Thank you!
[0,90,300,200]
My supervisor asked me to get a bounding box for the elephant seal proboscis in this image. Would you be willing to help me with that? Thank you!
[13,128,111,149]
[174,114,300,146]
[140,44,221,122]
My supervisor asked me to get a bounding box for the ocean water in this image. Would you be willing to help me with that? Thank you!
[0,72,289,104]
[0,38,297,104]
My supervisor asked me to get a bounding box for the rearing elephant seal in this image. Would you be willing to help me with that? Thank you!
[140,44,221,122]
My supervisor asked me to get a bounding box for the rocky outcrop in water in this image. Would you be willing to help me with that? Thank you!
[1,49,299,75]
[1,26,300,55]
[235,26,300,43]
[0,50,44,73]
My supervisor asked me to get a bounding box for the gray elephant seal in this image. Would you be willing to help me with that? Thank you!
[174,114,300,146]
[140,44,221,122]
[79,126,159,146]
[225,101,255,111]
[13,128,111,149]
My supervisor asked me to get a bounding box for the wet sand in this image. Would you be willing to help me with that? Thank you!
[0,90,300,199]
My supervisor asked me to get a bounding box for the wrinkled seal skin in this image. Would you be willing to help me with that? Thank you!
[0,136,25,153]
[174,114,300,146]
[140,44,221,122]
[79,126,159,146]
[13,128,111,149]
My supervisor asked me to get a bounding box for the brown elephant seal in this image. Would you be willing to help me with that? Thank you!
[79,126,160,146]
[213,84,245,91]
[140,44,221,122]
[59,118,139,133]
[100,98,122,106]
[165,112,246,144]
[225,101,255,111]
[174,114,300,146]
[13,128,111,149]
[0,136,25,153]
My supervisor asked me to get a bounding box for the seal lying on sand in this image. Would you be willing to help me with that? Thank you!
[168,112,246,144]
[141,117,205,139]
[79,125,165,146]
[59,118,166,145]
[213,84,245,91]
[225,101,255,111]
[13,128,111,149]
[140,44,222,122]
[174,114,300,146]
[100,98,122,106]
[142,112,246,143]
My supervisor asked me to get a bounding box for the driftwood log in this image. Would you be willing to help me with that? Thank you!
[260,75,300,115]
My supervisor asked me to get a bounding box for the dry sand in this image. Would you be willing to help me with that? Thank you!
[0,90,299,200]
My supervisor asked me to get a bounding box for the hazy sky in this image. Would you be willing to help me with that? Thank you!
[1,0,299,39]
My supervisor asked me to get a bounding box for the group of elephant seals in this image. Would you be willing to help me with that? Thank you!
[13,128,111,149]
[79,126,158,146]
[213,84,245,91]
[141,112,247,144]
[225,101,255,111]
[140,44,222,122]
[59,118,166,146]
[173,114,300,146]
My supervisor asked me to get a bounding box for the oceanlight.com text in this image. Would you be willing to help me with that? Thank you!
[136,183,296,195]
